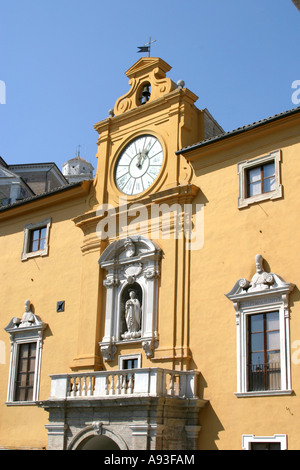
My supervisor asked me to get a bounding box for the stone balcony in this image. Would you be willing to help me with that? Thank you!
[48,367,200,400]
[40,368,206,450]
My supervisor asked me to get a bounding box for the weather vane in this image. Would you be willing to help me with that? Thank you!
[137,37,157,57]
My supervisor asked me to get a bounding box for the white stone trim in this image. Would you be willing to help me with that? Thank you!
[242,434,287,450]
[4,310,47,403]
[21,218,51,261]
[98,236,161,361]
[237,150,282,208]
[118,353,142,369]
[226,255,295,396]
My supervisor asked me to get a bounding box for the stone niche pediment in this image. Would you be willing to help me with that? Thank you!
[98,236,162,362]
[100,235,161,267]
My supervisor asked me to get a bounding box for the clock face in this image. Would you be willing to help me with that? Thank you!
[114,135,163,195]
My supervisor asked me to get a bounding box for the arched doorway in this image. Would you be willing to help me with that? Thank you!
[77,435,120,450]
[68,424,129,450]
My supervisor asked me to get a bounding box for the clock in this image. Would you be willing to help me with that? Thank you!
[114,135,163,195]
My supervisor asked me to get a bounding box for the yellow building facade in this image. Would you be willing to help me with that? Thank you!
[0,57,299,450]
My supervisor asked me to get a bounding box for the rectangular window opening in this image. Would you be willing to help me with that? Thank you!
[248,311,281,392]
[247,162,275,198]
[250,442,281,450]
[14,342,36,402]
[122,358,139,370]
[29,227,47,253]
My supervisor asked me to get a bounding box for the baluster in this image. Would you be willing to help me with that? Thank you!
[169,373,175,396]
[77,376,82,396]
[67,377,72,397]
[82,376,87,396]
[128,373,133,394]
[109,374,115,395]
[116,373,122,395]
[87,375,93,396]
[121,373,127,395]
[105,375,109,395]
[71,376,77,397]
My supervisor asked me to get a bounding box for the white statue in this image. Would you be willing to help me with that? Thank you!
[248,254,274,292]
[122,290,141,339]
[20,300,35,327]
[124,238,135,258]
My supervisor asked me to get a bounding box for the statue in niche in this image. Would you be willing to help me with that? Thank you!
[121,286,142,340]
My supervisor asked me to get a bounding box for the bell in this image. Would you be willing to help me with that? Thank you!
[141,84,151,103]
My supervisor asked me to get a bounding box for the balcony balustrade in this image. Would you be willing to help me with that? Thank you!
[48,368,200,400]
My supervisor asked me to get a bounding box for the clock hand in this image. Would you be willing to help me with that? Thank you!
[136,150,148,168]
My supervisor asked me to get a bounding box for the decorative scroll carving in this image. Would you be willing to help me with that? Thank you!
[142,338,158,359]
[100,341,117,362]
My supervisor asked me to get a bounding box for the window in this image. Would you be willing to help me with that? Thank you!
[21,218,51,261]
[14,342,36,402]
[123,358,139,369]
[247,162,275,198]
[250,442,281,450]
[29,227,47,252]
[237,150,282,208]
[4,303,47,404]
[248,312,281,392]
[242,434,287,450]
[226,254,295,396]
[119,354,141,370]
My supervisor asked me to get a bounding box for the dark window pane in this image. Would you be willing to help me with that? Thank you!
[249,181,262,197]
[31,240,39,252]
[263,162,275,178]
[251,442,281,450]
[264,176,275,193]
[248,167,261,183]
[250,314,264,332]
[266,311,279,330]
[31,229,40,241]
[39,238,46,250]
[251,332,264,352]
[123,358,138,369]
[267,330,280,351]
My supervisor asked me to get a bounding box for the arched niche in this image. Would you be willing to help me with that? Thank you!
[98,235,162,362]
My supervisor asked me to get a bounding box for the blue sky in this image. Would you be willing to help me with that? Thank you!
[0,0,299,173]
